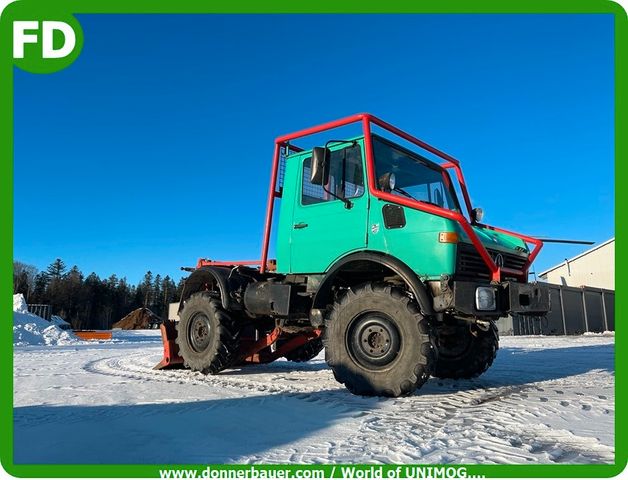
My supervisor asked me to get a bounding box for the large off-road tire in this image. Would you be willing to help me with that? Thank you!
[433,319,498,379]
[324,282,436,397]
[284,338,324,362]
[176,292,240,374]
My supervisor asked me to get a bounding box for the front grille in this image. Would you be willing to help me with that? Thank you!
[456,243,528,280]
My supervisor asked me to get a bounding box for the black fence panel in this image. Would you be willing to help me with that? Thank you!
[562,288,587,334]
[511,284,613,336]
[545,286,565,335]
[603,291,615,331]
[515,316,536,335]
[512,314,521,336]
[584,290,605,333]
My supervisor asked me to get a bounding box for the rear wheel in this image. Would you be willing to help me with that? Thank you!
[284,338,324,362]
[176,292,240,374]
[433,318,498,379]
[324,282,436,397]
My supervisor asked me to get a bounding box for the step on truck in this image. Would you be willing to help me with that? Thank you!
[155,113,550,397]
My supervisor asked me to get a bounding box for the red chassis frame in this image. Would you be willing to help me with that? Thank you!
[199,113,543,283]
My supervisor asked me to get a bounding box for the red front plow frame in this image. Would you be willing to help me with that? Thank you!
[153,319,322,370]
[153,320,185,370]
[238,328,322,364]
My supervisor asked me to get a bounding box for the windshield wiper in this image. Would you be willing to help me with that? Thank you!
[418,199,442,208]
[395,187,444,208]
[394,186,417,200]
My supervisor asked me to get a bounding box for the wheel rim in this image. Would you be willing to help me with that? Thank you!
[188,313,212,353]
[347,313,401,369]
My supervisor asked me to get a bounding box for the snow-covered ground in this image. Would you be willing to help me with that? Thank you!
[13,331,614,464]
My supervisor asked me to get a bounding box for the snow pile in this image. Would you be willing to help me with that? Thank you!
[13,294,78,346]
[13,293,29,314]
[50,315,72,330]
[583,331,615,337]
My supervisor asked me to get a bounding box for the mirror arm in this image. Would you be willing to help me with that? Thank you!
[322,184,352,209]
[320,143,352,209]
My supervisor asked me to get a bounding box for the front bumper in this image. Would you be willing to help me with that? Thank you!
[434,280,550,317]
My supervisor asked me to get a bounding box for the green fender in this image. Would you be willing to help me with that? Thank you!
[311,251,435,316]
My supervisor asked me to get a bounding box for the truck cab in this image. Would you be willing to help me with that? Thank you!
[275,130,547,321]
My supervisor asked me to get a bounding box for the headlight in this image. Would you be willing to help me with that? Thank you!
[475,286,496,311]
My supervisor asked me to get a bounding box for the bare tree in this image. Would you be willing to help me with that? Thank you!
[13,261,38,301]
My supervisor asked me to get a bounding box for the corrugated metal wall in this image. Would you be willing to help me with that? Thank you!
[512,284,614,335]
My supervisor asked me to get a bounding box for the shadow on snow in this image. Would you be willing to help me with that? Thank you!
[14,388,364,464]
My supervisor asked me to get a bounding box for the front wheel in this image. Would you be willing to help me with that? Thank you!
[324,283,436,397]
[176,292,240,374]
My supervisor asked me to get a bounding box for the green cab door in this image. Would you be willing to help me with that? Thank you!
[289,141,368,274]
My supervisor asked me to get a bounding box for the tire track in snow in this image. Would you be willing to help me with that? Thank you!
[354,385,614,464]
[80,350,614,464]
[82,353,343,395]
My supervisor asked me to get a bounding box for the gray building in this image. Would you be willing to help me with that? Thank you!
[539,238,614,290]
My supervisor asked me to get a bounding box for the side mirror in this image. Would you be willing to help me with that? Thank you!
[471,207,484,223]
[310,147,331,185]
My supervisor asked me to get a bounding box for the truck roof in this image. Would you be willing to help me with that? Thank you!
[285,133,447,172]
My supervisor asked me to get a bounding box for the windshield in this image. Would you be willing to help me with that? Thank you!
[372,136,461,211]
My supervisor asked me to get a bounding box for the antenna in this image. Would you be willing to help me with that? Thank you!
[534,238,595,245]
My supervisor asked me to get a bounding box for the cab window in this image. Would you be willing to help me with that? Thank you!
[372,136,460,211]
[301,144,364,205]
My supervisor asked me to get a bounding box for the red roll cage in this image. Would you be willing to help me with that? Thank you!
[199,113,543,282]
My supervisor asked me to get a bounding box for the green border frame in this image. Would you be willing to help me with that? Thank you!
[1,0,625,477]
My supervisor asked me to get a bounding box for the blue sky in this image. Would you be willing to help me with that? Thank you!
[14,14,614,284]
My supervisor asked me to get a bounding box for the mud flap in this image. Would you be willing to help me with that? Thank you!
[153,319,185,370]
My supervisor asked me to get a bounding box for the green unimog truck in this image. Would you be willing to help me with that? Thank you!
[155,113,550,397]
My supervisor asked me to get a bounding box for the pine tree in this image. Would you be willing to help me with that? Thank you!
[162,275,177,303]
[31,272,48,303]
[45,258,67,280]
[81,273,102,329]
[44,259,68,316]
[151,274,161,316]
[140,271,153,308]
[61,266,84,326]
[159,275,178,320]
[176,277,187,300]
